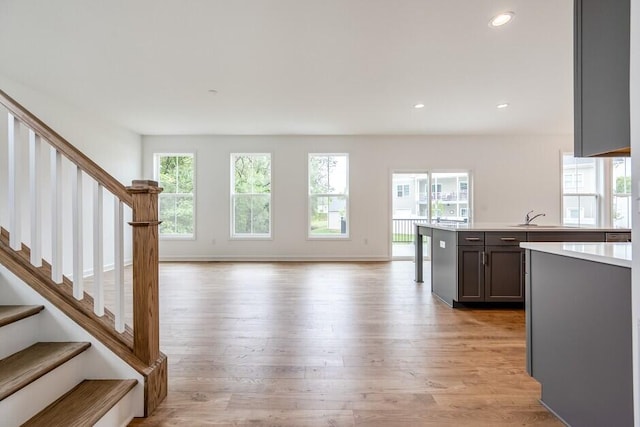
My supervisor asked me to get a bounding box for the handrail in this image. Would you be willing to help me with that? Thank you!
[0,89,166,415]
[0,89,133,207]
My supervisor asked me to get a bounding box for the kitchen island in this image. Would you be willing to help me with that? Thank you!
[522,242,632,427]
[414,222,630,306]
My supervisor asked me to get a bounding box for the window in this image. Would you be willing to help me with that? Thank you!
[563,173,584,189]
[309,154,348,238]
[231,153,271,238]
[459,182,468,201]
[561,154,632,228]
[396,184,410,197]
[612,157,632,228]
[562,154,599,226]
[430,172,470,222]
[154,153,195,238]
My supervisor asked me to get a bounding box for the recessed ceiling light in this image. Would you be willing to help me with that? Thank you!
[497,103,510,109]
[414,103,425,109]
[489,11,515,28]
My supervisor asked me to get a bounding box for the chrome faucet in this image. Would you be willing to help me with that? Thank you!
[524,210,546,225]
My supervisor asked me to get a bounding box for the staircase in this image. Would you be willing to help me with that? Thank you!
[0,89,167,425]
[0,305,138,426]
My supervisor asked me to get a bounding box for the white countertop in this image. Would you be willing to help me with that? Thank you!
[520,242,631,268]
[416,221,630,233]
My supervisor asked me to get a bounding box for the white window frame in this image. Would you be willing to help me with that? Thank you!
[230,153,272,239]
[611,157,632,228]
[562,193,600,226]
[308,153,350,239]
[560,152,632,228]
[560,153,601,227]
[153,152,196,240]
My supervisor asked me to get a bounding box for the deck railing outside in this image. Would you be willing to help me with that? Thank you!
[392,218,425,243]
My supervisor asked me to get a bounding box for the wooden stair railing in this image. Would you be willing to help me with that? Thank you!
[0,89,166,416]
[0,90,132,206]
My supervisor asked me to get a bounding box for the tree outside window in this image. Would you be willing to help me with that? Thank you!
[612,157,631,228]
[231,154,271,237]
[309,154,348,238]
[155,153,195,237]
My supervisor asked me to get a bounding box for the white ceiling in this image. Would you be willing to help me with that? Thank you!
[0,0,573,136]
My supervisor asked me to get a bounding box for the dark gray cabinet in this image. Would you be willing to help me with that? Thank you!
[526,250,632,426]
[458,246,484,301]
[457,232,525,303]
[606,232,632,242]
[526,231,605,242]
[574,0,630,156]
[423,226,627,307]
[485,246,524,301]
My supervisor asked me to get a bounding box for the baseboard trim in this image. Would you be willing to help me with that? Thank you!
[159,255,391,262]
[66,259,134,281]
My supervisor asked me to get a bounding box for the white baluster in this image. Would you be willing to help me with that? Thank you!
[72,167,83,299]
[114,198,125,332]
[8,114,21,251]
[50,147,63,284]
[93,182,104,316]
[29,130,42,266]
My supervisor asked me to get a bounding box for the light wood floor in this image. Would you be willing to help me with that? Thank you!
[128,261,561,427]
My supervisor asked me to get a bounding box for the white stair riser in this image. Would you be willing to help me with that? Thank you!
[0,265,144,417]
[0,349,88,427]
[0,314,39,359]
[94,387,136,427]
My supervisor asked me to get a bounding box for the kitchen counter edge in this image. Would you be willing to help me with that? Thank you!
[416,222,631,233]
[520,242,631,268]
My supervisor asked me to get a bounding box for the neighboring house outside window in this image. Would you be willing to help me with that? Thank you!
[308,153,349,238]
[430,172,470,222]
[231,153,272,238]
[154,153,195,238]
[562,155,599,226]
[397,184,410,197]
[561,153,631,228]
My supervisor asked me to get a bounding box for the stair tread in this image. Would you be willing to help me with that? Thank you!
[0,305,44,328]
[0,342,91,401]
[23,379,138,427]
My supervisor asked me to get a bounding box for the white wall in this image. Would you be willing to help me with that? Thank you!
[0,75,142,276]
[143,134,572,260]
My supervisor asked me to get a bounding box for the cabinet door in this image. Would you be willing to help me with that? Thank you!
[485,246,524,302]
[575,0,630,156]
[457,246,484,302]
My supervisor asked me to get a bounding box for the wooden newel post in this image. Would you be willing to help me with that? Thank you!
[126,179,163,364]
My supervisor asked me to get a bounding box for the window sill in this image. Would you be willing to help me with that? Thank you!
[230,236,273,241]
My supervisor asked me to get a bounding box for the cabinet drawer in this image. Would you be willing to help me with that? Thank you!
[458,232,484,246]
[527,232,605,242]
[485,232,527,246]
[606,232,631,242]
